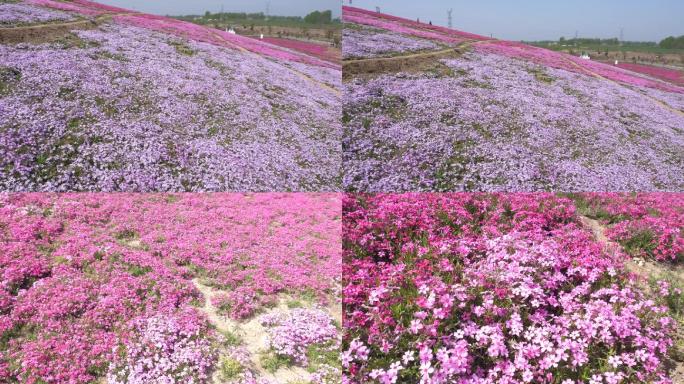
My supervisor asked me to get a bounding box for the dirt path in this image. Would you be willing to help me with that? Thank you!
[192,279,311,384]
[562,57,684,117]
[344,47,460,65]
[578,216,684,382]
[343,39,495,79]
[0,12,136,44]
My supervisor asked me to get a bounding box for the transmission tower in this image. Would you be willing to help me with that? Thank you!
[620,28,624,44]
[265,1,270,21]
[447,8,453,28]
[376,6,381,13]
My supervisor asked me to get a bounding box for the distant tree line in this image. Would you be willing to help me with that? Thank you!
[558,37,657,47]
[197,10,336,24]
[659,35,684,49]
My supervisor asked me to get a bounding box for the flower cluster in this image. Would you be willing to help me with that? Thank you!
[343,24,439,59]
[212,286,273,320]
[260,308,340,365]
[343,193,676,383]
[106,309,217,384]
[342,6,684,192]
[343,24,684,191]
[476,40,684,94]
[577,193,684,262]
[261,37,339,64]
[0,193,340,383]
[0,2,73,25]
[343,6,485,44]
[615,63,684,87]
[112,13,337,69]
[1,13,340,191]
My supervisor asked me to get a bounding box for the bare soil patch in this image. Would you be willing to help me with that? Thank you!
[0,18,99,44]
[343,47,465,80]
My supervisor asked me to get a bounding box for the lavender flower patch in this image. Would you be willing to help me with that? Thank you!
[343,23,439,59]
[641,86,684,113]
[0,23,341,191]
[259,308,341,383]
[284,60,342,92]
[260,308,339,366]
[343,50,684,192]
[0,2,73,25]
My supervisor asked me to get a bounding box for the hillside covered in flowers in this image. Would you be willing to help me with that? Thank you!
[0,0,341,192]
[342,6,684,192]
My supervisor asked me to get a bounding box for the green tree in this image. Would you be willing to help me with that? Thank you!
[659,35,684,49]
[304,10,332,24]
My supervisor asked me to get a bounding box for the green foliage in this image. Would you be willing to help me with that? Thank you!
[219,356,244,379]
[303,10,332,24]
[168,40,195,56]
[114,228,138,240]
[621,229,657,257]
[176,9,340,28]
[260,352,293,372]
[659,35,684,49]
[305,342,341,373]
[218,328,243,346]
[567,194,628,224]
[527,67,556,84]
[127,264,152,277]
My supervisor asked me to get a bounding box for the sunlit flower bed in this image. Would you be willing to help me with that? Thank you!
[0,193,340,383]
[343,24,439,59]
[342,6,684,192]
[343,193,677,384]
[343,48,684,191]
[576,193,684,262]
[0,14,341,191]
[0,2,73,25]
[615,63,684,87]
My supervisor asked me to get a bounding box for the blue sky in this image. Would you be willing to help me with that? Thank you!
[345,0,684,41]
[97,0,340,18]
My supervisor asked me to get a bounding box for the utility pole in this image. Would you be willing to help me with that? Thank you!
[620,28,624,45]
[447,8,453,29]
